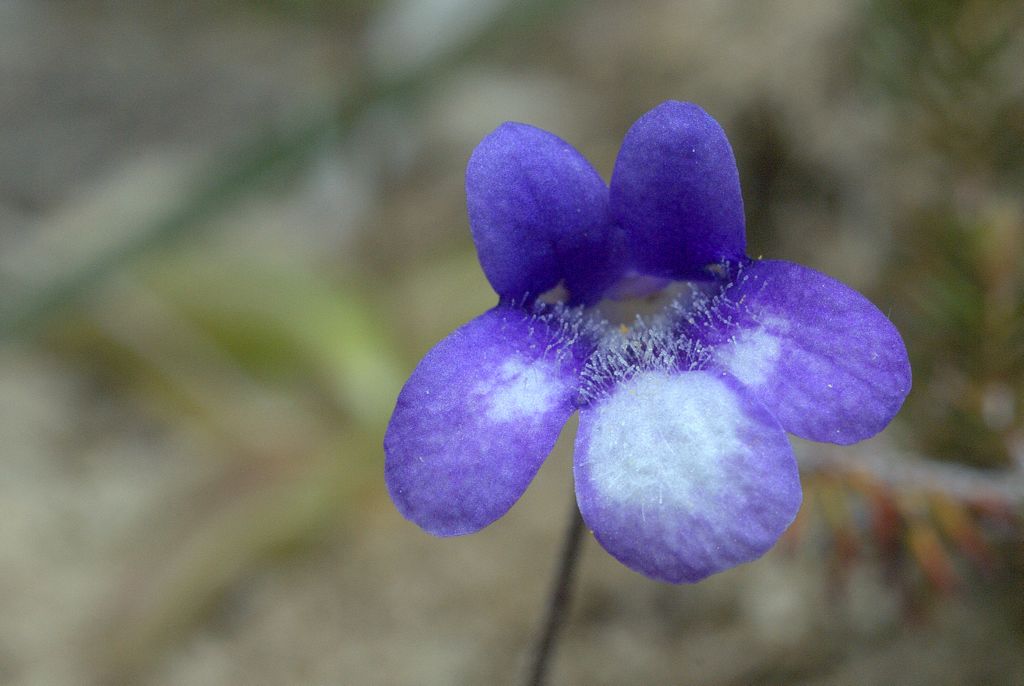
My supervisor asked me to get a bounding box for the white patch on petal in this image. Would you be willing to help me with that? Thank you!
[481,357,564,423]
[714,319,786,388]
[584,371,749,508]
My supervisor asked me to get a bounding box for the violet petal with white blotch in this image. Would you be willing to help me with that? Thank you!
[385,306,581,536]
[697,259,911,445]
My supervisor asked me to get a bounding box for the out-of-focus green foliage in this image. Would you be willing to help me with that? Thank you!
[864,0,1024,176]
[45,254,394,680]
[893,204,1023,466]
[863,0,1024,467]
[144,257,404,428]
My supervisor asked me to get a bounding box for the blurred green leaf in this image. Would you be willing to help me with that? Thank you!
[145,258,404,429]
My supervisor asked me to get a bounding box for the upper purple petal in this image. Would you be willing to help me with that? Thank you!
[466,122,619,303]
[385,306,583,536]
[610,101,747,280]
[695,259,912,444]
[574,370,801,583]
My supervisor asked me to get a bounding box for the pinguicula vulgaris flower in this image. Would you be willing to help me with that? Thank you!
[384,101,911,583]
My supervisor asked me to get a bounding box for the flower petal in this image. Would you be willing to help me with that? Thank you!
[466,122,618,303]
[610,101,746,280]
[702,260,911,444]
[385,306,582,536]
[574,370,801,583]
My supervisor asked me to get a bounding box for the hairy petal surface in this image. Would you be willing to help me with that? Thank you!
[610,101,746,280]
[385,306,581,536]
[574,370,801,583]
[466,122,618,303]
[704,260,911,444]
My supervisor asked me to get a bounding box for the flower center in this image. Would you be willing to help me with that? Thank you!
[596,279,689,328]
[533,270,735,406]
[572,286,720,405]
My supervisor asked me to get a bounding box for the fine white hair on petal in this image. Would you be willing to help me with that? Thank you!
[674,260,770,335]
[514,262,775,406]
[577,313,710,404]
[522,299,607,364]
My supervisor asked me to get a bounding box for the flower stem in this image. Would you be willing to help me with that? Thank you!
[524,497,585,686]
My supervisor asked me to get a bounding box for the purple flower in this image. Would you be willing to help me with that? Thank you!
[384,101,911,583]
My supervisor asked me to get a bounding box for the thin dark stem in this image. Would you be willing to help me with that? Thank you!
[524,498,586,686]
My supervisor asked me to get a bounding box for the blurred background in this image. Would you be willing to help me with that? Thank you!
[1,1,1022,684]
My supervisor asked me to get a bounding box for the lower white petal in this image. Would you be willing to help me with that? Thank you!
[574,370,801,583]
